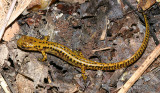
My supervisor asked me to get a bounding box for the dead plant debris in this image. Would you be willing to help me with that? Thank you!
[0,0,160,93]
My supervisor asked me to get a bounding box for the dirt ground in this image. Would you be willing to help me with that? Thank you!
[0,0,160,93]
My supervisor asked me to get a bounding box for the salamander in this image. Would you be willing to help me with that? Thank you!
[17,14,149,80]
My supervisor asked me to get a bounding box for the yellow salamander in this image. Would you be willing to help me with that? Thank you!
[17,14,149,80]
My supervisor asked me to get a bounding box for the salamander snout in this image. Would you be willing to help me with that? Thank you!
[17,35,37,50]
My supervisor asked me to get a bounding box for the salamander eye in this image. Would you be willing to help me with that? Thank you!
[21,45,25,49]
[20,43,27,49]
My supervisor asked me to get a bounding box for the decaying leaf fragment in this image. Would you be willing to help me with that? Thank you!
[137,0,156,10]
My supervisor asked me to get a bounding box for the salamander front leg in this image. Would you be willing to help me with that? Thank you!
[81,66,87,80]
[43,36,50,41]
[38,50,47,62]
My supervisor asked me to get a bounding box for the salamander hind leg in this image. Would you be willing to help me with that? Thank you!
[38,50,47,62]
[81,66,87,81]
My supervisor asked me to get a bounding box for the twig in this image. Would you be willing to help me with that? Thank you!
[1,72,15,93]
[0,0,17,40]
[100,17,110,40]
[0,73,11,93]
[92,47,112,53]
[118,44,160,93]
[100,28,107,40]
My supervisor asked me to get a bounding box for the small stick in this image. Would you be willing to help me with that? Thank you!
[100,17,110,40]
[0,0,17,40]
[92,47,111,53]
[118,44,160,93]
[100,29,107,40]
[1,72,15,93]
[0,73,11,93]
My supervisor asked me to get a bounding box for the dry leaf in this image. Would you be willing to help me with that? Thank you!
[0,0,32,35]
[137,0,156,10]
[28,0,56,11]
[16,74,34,93]
[3,22,19,41]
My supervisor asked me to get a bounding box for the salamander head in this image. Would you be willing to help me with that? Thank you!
[17,35,38,51]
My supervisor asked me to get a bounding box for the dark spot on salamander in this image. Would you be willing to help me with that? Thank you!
[77,62,82,65]
[34,46,37,48]
[108,66,111,70]
[66,56,69,59]
[63,54,67,58]
[30,39,33,41]
[75,56,78,58]
[69,58,72,62]
[120,64,123,68]
[52,48,56,51]
[43,46,47,49]
[73,60,76,63]
[56,50,59,52]
[59,51,62,53]
[62,53,65,55]
[116,63,119,69]
[55,50,60,53]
